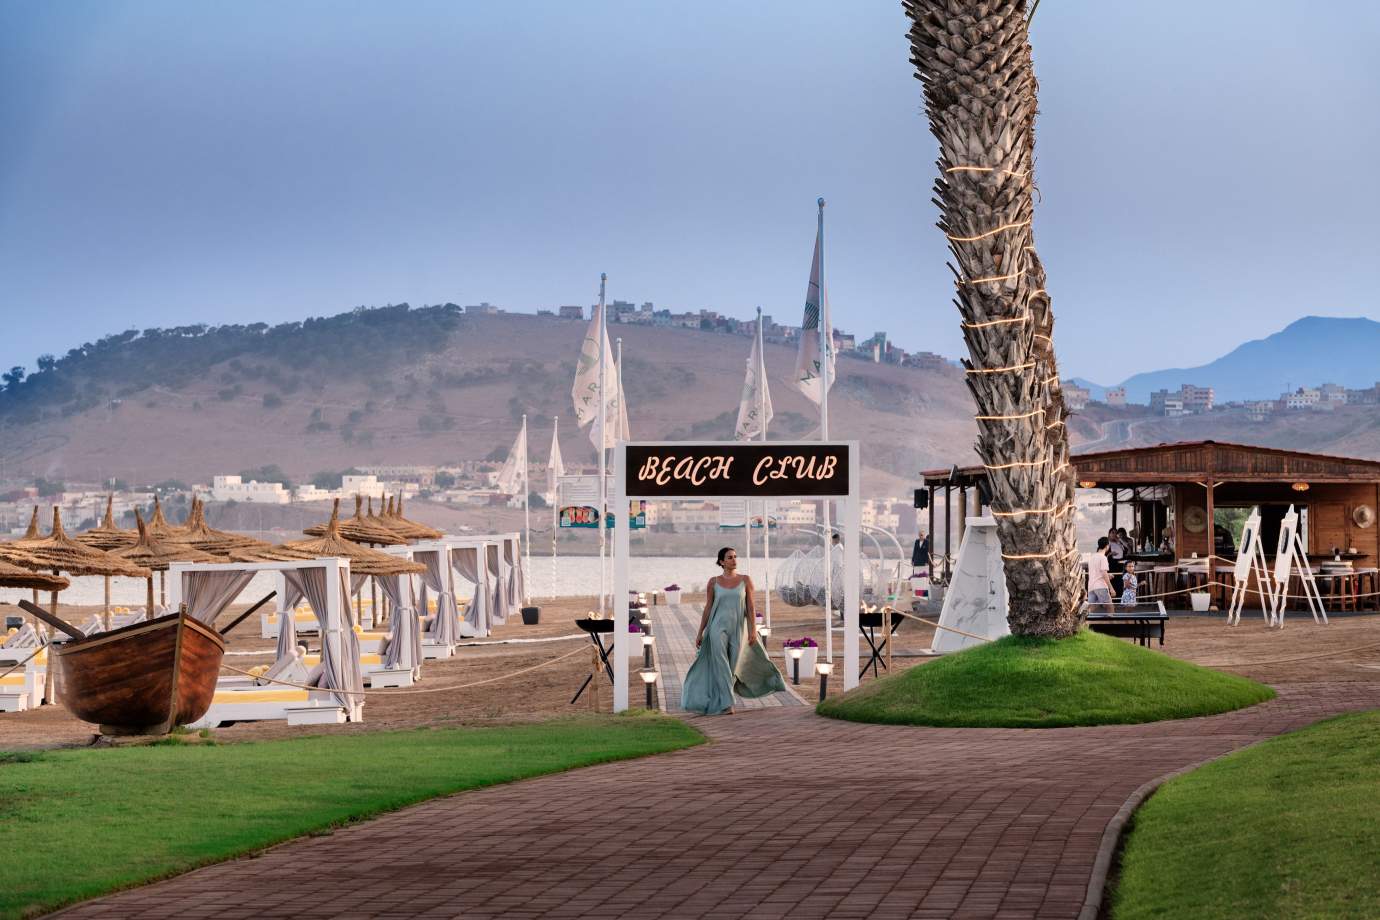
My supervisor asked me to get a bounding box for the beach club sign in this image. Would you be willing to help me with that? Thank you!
[610,440,863,711]
[624,442,851,499]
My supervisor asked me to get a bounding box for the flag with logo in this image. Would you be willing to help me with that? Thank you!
[735,312,774,440]
[792,226,834,405]
[570,302,618,430]
[495,420,528,495]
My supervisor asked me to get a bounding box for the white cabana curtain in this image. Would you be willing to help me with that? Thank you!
[450,545,490,635]
[275,605,298,662]
[486,543,508,626]
[182,570,257,627]
[416,549,459,646]
[503,537,522,613]
[284,565,363,719]
[378,573,422,678]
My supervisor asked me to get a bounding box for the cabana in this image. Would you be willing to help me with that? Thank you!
[923,440,1380,610]
[410,543,461,658]
[170,557,365,726]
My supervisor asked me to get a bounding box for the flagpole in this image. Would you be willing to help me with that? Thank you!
[757,306,771,629]
[614,335,624,611]
[817,197,833,665]
[522,413,530,606]
[546,416,552,598]
[597,273,608,618]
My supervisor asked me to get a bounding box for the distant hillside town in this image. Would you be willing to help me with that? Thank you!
[1060,378,1380,421]
[470,301,953,372]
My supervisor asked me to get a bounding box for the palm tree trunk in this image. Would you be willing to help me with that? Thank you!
[904,0,1082,637]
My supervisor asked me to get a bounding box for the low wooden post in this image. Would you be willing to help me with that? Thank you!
[589,644,601,712]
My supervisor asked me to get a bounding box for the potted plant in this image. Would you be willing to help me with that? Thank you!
[664,583,682,605]
[625,618,647,657]
[782,637,818,679]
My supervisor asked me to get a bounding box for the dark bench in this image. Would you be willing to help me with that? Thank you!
[1084,601,1168,647]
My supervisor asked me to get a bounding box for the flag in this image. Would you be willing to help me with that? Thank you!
[546,424,565,496]
[570,301,618,429]
[735,313,773,440]
[495,420,527,495]
[589,354,631,450]
[792,225,834,405]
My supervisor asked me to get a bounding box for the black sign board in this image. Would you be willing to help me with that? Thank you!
[624,442,851,498]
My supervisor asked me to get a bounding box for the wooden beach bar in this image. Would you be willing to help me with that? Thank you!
[922,441,1380,611]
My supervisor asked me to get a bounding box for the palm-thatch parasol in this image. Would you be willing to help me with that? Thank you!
[6,508,151,700]
[304,495,408,546]
[0,559,69,594]
[174,497,277,558]
[386,494,443,541]
[74,496,137,628]
[282,500,425,578]
[365,496,411,542]
[112,509,220,617]
[145,495,185,541]
[75,496,137,551]
[302,495,409,625]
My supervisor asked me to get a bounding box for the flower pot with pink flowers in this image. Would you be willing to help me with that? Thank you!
[663,584,682,605]
[781,637,818,679]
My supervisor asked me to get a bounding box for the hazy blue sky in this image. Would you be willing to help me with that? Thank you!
[2,1,1377,384]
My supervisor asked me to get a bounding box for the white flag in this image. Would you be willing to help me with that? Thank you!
[570,302,618,430]
[735,313,773,440]
[495,420,528,495]
[546,424,565,496]
[589,346,631,451]
[792,225,834,405]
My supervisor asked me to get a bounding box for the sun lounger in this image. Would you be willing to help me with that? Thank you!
[189,652,343,728]
[259,608,321,639]
[0,647,48,711]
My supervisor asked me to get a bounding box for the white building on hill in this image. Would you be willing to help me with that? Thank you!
[210,475,290,504]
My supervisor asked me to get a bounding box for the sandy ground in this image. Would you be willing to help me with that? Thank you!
[3,592,1378,750]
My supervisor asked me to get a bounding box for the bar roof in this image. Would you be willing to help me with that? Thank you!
[921,440,1380,488]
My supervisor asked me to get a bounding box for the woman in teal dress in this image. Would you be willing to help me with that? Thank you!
[681,547,787,715]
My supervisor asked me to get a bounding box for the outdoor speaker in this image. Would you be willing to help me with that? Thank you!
[976,479,993,508]
[914,488,929,509]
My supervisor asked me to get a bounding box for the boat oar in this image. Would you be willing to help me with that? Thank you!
[16,599,85,641]
[217,591,279,637]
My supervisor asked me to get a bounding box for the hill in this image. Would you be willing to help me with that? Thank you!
[0,305,981,495]
[1117,316,1380,403]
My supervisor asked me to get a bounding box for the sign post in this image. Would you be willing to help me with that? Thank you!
[613,440,860,711]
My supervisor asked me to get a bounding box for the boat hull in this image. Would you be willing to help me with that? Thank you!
[54,612,225,735]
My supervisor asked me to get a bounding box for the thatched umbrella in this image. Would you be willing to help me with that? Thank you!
[145,495,184,541]
[112,510,220,618]
[174,497,276,558]
[6,508,151,700]
[225,543,319,563]
[0,559,69,594]
[302,495,408,624]
[304,494,408,545]
[282,500,425,578]
[386,494,443,541]
[75,496,137,629]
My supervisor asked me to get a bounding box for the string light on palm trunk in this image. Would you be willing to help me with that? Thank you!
[946,218,1032,243]
[966,361,1037,375]
[944,165,1030,178]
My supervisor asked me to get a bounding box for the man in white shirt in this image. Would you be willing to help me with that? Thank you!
[1087,537,1115,612]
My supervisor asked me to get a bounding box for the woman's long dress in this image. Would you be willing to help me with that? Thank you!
[681,579,786,715]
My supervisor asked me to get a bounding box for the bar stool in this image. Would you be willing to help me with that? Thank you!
[1354,568,1378,611]
[1151,565,1177,602]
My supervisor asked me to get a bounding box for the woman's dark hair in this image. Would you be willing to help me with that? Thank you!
[716,547,735,568]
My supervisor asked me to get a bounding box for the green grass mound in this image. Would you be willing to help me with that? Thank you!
[1113,710,1380,919]
[816,630,1274,728]
[0,713,702,920]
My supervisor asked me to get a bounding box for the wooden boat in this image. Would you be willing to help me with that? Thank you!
[53,611,225,735]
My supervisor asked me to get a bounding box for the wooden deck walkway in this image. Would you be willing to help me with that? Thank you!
[649,603,805,712]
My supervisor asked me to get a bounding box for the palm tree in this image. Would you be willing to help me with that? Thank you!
[903,0,1082,637]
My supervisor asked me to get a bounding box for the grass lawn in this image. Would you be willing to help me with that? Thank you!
[0,713,702,919]
[1112,710,1380,919]
[817,630,1274,728]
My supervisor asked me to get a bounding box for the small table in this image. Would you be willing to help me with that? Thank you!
[858,610,904,678]
[571,618,616,705]
[1085,604,1168,648]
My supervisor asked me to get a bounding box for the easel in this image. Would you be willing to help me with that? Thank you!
[1226,509,1272,626]
[1269,504,1326,628]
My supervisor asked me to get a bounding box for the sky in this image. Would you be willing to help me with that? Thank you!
[2,1,1378,385]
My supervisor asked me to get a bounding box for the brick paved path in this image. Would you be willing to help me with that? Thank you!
[57,681,1380,920]
[653,603,805,712]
